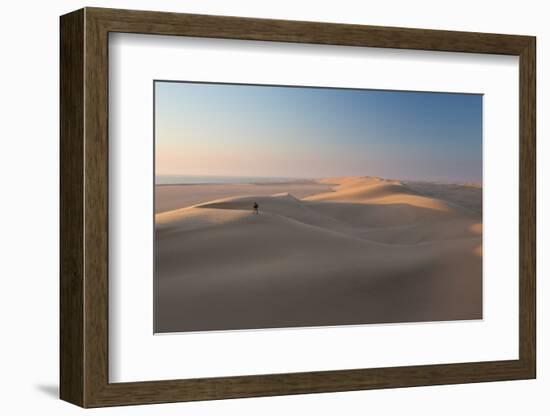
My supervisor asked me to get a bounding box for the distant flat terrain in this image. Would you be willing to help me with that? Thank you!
[155,176,482,333]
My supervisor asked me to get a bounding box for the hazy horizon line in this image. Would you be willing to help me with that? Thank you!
[155,173,482,185]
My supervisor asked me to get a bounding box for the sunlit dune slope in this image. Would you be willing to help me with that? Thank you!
[155,176,482,332]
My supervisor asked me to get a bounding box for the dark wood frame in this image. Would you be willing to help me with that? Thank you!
[60,7,536,408]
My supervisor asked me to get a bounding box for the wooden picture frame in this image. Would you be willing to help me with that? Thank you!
[60,7,536,408]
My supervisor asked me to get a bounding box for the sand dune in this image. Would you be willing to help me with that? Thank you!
[155,176,482,333]
[155,181,333,213]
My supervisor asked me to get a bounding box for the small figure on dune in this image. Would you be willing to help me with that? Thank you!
[253,201,259,215]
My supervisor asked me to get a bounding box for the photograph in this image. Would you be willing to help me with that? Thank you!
[154,81,483,333]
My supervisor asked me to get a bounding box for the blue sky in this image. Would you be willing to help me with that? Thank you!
[155,81,482,183]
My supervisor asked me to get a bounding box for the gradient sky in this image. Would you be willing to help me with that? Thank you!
[155,81,482,183]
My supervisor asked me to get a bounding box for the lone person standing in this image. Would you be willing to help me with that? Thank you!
[253,201,259,215]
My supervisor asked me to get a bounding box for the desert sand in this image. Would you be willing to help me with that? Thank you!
[155,176,482,333]
[155,180,333,213]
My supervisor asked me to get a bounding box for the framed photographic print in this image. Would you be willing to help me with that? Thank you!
[60,7,536,408]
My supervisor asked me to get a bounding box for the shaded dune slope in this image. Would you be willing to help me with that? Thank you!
[155,176,482,332]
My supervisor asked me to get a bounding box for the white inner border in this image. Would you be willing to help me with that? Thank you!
[109,33,519,383]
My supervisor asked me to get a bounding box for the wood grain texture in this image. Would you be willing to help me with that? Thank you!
[59,7,537,408]
[83,10,110,406]
[519,38,536,375]
[59,8,84,407]
[88,7,532,54]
